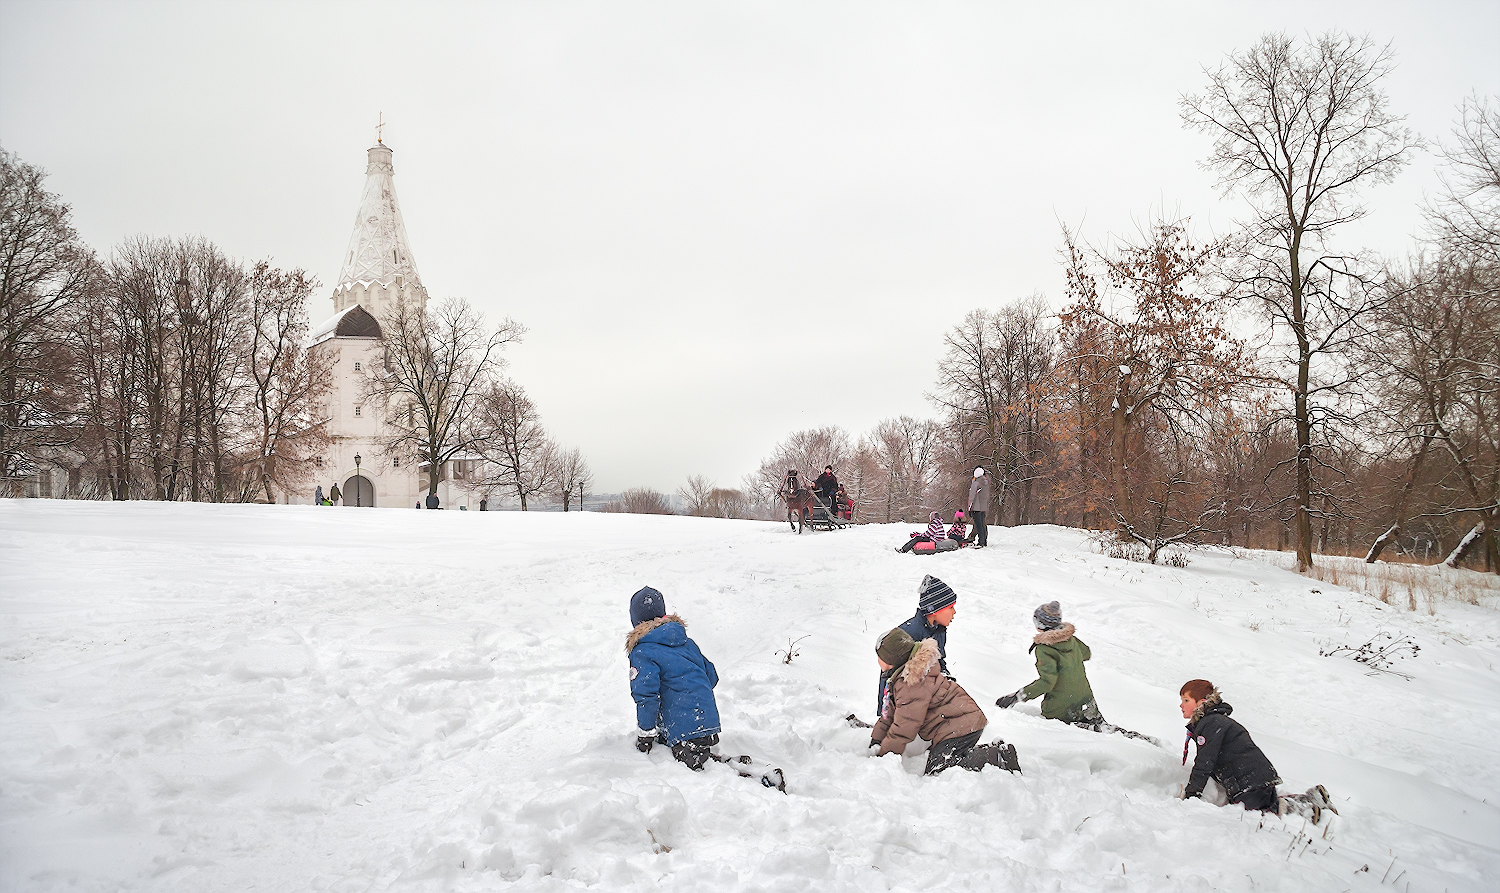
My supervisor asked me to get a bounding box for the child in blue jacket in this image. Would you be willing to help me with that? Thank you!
[627,586,723,770]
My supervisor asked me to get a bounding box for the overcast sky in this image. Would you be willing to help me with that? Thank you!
[2,1,1497,492]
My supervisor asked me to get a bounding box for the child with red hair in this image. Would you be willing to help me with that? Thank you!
[1179,679,1336,821]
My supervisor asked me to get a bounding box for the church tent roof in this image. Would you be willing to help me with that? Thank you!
[334,144,424,295]
[309,304,383,346]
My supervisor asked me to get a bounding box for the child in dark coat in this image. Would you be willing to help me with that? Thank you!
[626,586,722,770]
[1180,679,1336,821]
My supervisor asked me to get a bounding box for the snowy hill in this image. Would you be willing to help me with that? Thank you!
[2,500,1498,892]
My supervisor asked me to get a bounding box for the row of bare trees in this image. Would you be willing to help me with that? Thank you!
[733,34,1497,573]
[77,237,329,502]
[2,145,588,509]
[2,144,332,502]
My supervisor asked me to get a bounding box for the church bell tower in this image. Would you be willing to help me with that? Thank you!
[330,141,429,318]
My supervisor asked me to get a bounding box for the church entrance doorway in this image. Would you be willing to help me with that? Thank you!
[344,474,375,507]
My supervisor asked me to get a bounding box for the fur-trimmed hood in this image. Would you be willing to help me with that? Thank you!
[1032,622,1076,646]
[1188,688,1226,726]
[897,637,943,684]
[626,614,685,653]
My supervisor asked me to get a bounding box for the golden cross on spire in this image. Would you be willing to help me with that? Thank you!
[376,112,385,144]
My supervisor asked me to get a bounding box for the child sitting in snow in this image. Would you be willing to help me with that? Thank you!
[896,512,949,553]
[995,601,1155,742]
[626,586,723,771]
[869,628,1020,775]
[946,511,967,542]
[1179,679,1336,821]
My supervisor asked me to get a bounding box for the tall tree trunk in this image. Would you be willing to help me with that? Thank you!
[1110,368,1133,519]
[1366,431,1434,562]
[1446,518,1490,568]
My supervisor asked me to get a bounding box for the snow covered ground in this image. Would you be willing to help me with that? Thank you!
[2,499,1498,892]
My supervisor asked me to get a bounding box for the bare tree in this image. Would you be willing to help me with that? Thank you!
[705,487,750,519]
[554,445,592,511]
[104,237,187,500]
[678,473,717,516]
[1426,94,1500,265]
[746,425,853,510]
[1364,254,1499,569]
[73,264,134,499]
[674,474,751,519]
[1056,219,1248,560]
[1182,31,1421,570]
[932,297,1054,525]
[174,237,251,502]
[240,261,330,503]
[603,486,673,515]
[0,147,92,493]
[859,416,944,523]
[369,296,523,501]
[474,377,555,510]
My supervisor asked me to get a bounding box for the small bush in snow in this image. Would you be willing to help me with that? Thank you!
[1320,631,1420,679]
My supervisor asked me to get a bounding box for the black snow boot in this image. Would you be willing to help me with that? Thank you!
[671,734,718,771]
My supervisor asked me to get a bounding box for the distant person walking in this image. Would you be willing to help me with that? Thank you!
[479,498,488,512]
[315,485,324,505]
[329,483,342,506]
[965,468,989,548]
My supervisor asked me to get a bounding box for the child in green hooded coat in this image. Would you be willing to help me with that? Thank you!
[996,601,1156,743]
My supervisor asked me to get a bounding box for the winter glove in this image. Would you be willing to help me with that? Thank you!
[867,739,880,752]
[996,690,1023,709]
[635,728,656,754]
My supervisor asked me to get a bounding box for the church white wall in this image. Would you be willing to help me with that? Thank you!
[302,334,481,510]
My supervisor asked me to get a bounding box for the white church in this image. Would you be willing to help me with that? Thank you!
[302,140,481,509]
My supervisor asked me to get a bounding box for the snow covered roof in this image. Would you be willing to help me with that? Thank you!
[333,144,424,296]
[309,304,382,346]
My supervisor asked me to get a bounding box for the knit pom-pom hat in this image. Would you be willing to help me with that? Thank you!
[918,574,958,616]
[1033,600,1063,630]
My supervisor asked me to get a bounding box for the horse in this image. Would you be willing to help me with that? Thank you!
[778,470,817,533]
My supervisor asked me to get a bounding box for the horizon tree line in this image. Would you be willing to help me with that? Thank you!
[4,33,1495,569]
[0,147,588,509]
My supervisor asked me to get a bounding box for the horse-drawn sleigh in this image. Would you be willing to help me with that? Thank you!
[778,470,851,534]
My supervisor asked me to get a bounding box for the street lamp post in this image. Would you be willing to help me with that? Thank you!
[354,453,362,507]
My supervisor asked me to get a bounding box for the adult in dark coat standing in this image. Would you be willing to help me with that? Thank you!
[425,491,440,510]
[966,467,990,547]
